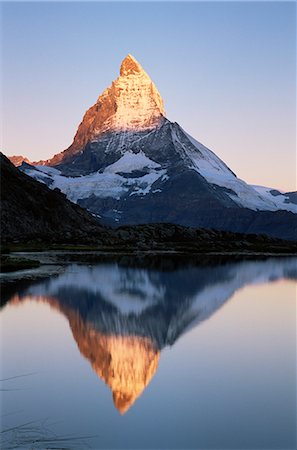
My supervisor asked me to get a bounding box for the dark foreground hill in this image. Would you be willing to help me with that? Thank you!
[0,153,107,242]
[1,153,296,254]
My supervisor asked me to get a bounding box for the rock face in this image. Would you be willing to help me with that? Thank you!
[7,155,30,166]
[12,54,297,239]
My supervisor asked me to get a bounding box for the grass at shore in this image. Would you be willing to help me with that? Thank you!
[0,255,41,272]
[2,241,297,255]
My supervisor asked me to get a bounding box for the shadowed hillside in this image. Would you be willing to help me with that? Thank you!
[0,153,106,242]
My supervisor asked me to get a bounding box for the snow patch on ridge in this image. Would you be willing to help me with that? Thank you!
[35,165,61,176]
[252,185,297,213]
[129,171,165,196]
[104,151,160,174]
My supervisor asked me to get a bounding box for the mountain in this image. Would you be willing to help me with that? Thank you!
[7,155,30,166]
[6,257,297,413]
[9,54,297,240]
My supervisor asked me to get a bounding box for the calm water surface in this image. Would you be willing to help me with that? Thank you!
[1,257,296,449]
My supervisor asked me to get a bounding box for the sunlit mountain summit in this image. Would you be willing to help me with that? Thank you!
[12,54,297,239]
[8,257,297,414]
[42,54,166,167]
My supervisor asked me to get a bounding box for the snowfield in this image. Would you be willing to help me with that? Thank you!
[25,154,167,203]
[104,151,160,174]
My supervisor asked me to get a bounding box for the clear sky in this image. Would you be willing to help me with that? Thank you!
[1,1,296,191]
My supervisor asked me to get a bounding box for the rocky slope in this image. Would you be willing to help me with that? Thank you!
[0,153,106,243]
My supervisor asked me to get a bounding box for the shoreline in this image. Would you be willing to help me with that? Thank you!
[1,249,296,280]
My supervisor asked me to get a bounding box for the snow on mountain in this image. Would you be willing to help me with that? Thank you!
[34,165,61,176]
[104,150,160,174]
[173,125,297,213]
[24,161,167,203]
[252,185,297,212]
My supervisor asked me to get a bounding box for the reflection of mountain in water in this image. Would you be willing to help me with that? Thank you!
[9,258,297,413]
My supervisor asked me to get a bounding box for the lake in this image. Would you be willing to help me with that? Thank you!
[1,256,296,449]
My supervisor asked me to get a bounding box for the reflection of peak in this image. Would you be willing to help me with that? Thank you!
[8,257,297,413]
[69,312,159,414]
[10,293,160,414]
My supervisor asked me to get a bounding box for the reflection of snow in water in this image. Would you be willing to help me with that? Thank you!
[21,257,297,330]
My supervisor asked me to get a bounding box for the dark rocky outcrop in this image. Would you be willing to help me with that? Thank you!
[0,153,106,243]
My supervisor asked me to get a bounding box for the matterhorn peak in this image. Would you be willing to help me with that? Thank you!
[120,54,144,76]
[97,53,165,133]
[46,54,166,165]
[68,313,160,414]
[102,53,165,132]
